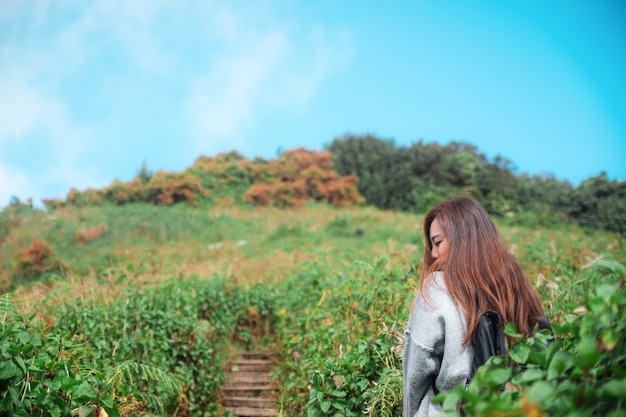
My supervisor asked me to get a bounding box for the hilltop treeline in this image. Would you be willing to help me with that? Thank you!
[329,134,626,236]
[43,134,625,236]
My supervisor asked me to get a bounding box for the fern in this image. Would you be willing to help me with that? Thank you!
[106,361,182,415]
[0,293,20,327]
[364,367,403,417]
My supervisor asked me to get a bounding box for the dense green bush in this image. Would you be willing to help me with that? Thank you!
[560,173,626,237]
[435,259,626,416]
[273,255,626,417]
[1,275,279,416]
[0,293,180,417]
[190,151,253,205]
[4,252,626,416]
[274,257,410,416]
[52,276,278,416]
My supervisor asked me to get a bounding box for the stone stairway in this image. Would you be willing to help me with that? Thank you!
[222,352,279,417]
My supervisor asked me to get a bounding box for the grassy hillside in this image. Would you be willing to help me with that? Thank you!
[3,202,623,312]
[1,202,625,416]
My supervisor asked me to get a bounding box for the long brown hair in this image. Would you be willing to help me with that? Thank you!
[419,195,544,345]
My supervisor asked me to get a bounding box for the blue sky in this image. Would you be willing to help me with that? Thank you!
[1,0,625,208]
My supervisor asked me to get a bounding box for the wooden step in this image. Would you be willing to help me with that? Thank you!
[226,374,273,385]
[229,358,275,365]
[228,360,274,373]
[223,384,278,396]
[223,406,279,416]
[222,351,279,417]
[222,396,277,408]
[240,351,274,360]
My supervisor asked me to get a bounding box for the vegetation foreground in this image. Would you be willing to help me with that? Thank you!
[1,203,625,416]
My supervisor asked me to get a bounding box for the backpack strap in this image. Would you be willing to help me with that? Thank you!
[533,316,552,333]
[470,311,506,379]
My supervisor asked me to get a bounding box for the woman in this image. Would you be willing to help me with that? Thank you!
[403,196,545,417]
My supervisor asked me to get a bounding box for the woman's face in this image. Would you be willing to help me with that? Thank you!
[429,217,449,259]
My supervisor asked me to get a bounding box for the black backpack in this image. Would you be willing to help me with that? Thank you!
[470,311,552,380]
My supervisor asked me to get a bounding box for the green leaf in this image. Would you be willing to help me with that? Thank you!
[330,389,346,398]
[546,351,570,380]
[601,379,626,398]
[509,345,530,363]
[596,284,617,301]
[103,406,120,417]
[504,322,522,338]
[71,381,96,402]
[577,337,601,365]
[441,389,464,411]
[99,394,116,409]
[16,331,30,345]
[320,400,331,413]
[526,381,555,403]
[8,384,20,403]
[520,368,544,383]
[0,360,20,380]
[13,356,26,374]
[485,368,511,385]
[27,363,44,372]
[594,259,626,277]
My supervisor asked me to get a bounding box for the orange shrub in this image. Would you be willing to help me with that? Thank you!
[76,223,108,244]
[272,179,308,208]
[13,240,66,281]
[145,171,204,205]
[244,180,308,208]
[321,174,364,207]
[245,148,364,208]
[41,148,362,208]
[244,182,275,206]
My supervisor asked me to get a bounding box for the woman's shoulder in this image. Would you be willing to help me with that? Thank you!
[430,271,446,287]
[408,271,465,337]
[414,271,455,311]
[425,271,450,297]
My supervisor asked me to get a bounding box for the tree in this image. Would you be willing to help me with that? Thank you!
[137,160,154,185]
[565,173,626,236]
[327,134,418,211]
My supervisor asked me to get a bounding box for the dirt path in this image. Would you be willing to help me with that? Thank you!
[222,351,280,417]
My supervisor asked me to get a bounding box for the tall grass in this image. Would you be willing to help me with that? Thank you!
[1,202,625,416]
[2,202,624,316]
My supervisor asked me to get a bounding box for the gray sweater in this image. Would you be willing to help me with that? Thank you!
[403,272,474,417]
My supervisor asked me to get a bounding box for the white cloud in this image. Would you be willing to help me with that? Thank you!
[0,49,112,207]
[0,72,54,141]
[0,164,35,209]
[0,0,354,206]
[0,67,98,207]
[183,4,353,157]
[0,1,169,206]
[185,31,290,152]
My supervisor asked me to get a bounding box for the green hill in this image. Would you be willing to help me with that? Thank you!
[1,154,625,416]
